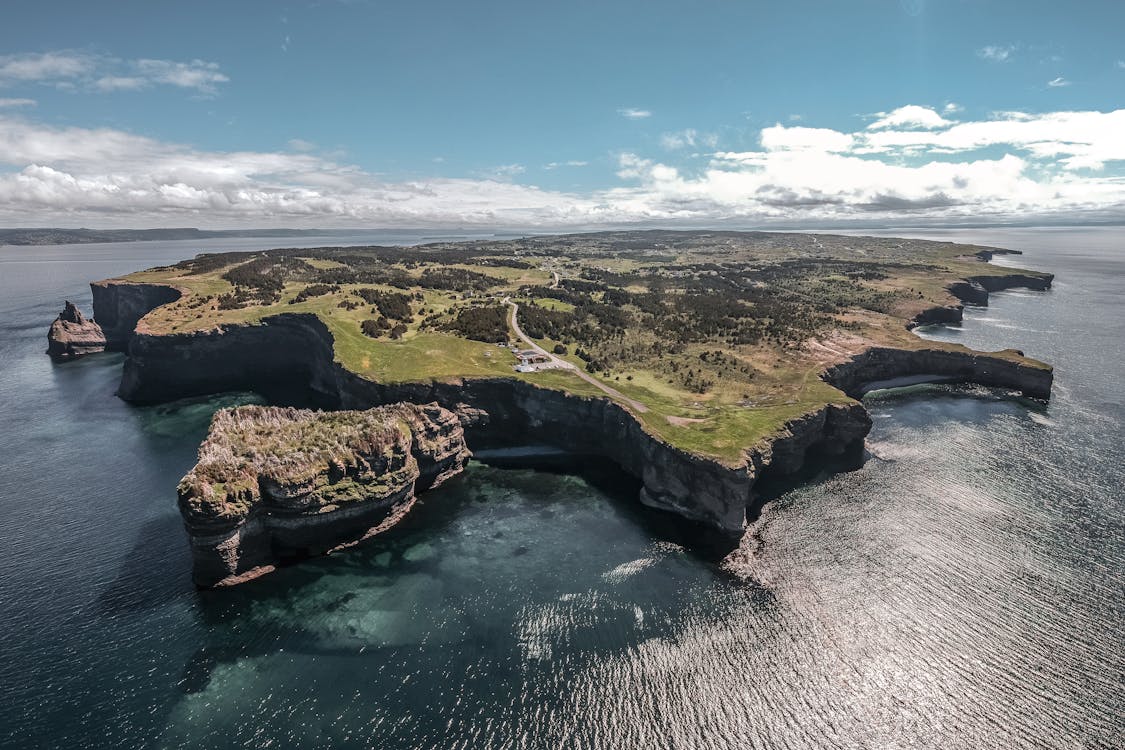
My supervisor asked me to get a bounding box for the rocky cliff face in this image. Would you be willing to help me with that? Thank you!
[950,273,1053,306]
[911,272,1054,330]
[115,311,871,536]
[46,301,106,360]
[180,402,470,587]
[118,313,337,404]
[97,274,1053,546]
[823,346,1053,400]
[90,280,182,349]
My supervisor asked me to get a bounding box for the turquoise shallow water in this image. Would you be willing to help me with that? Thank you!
[0,229,1122,749]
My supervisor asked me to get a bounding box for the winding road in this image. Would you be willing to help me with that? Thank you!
[505,298,649,413]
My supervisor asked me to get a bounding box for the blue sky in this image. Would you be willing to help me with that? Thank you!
[0,0,1123,227]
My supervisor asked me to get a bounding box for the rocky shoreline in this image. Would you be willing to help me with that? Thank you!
[180,403,473,587]
[90,270,1053,585]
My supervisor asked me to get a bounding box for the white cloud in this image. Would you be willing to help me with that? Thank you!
[761,125,853,152]
[660,129,718,151]
[0,97,36,108]
[544,160,588,169]
[0,52,94,83]
[868,105,952,130]
[1118,60,1125,70]
[287,138,317,152]
[978,44,1016,62]
[94,76,146,92]
[943,102,963,114]
[0,114,597,227]
[859,109,1125,170]
[476,163,526,180]
[1,106,1124,228]
[0,51,228,95]
[133,59,228,93]
[618,108,652,119]
[1047,76,1071,88]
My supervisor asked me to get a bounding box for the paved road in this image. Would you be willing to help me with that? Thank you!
[505,298,649,413]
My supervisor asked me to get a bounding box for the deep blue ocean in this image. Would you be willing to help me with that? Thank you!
[0,228,1121,749]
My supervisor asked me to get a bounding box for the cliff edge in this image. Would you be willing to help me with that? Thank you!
[179,402,471,587]
[88,232,1056,566]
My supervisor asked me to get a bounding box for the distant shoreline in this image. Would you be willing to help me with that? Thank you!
[0,228,345,247]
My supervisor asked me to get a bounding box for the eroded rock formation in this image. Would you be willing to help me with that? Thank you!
[179,402,471,587]
[46,301,106,360]
[92,269,1054,566]
[823,346,1052,400]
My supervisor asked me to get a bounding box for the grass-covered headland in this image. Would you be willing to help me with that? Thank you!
[117,230,1052,462]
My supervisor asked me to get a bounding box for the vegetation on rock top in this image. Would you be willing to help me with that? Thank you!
[117,230,1052,462]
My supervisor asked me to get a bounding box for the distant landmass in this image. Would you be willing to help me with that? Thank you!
[0,227,343,246]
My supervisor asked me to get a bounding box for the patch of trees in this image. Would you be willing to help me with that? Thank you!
[222,255,311,291]
[360,317,407,340]
[217,288,273,310]
[212,255,314,308]
[311,264,415,288]
[520,285,587,307]
[559,278,601,294]
[174,251,255,275]
[289,284,339,304]
[355,289,413,320]
[475,257,533,269]
[516,305,578,341]
[361,318,391,338]
[444,305,509,343]
[418,267,502,292]
[286,242,537,269]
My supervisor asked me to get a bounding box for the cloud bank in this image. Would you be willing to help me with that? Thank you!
[1,104,1123,228]
[0,52,228,95]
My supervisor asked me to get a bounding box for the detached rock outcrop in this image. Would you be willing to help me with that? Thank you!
[179,402,470,587]
[46,301,106,360]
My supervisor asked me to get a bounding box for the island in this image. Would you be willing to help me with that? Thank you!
[85,230,1054,585]
[46,301,106,360]
[179,402,474,587]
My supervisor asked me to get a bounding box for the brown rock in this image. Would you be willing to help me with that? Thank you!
[178,402,471,587]
[46,301,107,360]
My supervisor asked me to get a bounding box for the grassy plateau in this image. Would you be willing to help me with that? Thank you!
[115,230,1052,463]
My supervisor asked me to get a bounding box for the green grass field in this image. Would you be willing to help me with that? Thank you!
[112,231,1052,461]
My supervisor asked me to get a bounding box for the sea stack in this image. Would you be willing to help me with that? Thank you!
[46,301,107,361]
[178,402,473,587]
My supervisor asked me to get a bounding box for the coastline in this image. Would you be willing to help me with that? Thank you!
[89,261,1054,556]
